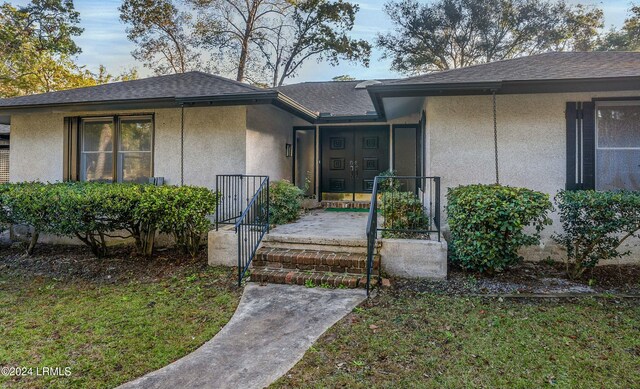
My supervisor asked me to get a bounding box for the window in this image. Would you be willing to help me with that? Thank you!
[596,102,640,191]
[79,115,153,183]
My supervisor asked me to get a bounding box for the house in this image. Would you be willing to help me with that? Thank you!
[1,51,640,263]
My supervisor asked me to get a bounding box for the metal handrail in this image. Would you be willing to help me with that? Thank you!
[216,175,270,286]
[234,176,269,286]
[365,175,441,296]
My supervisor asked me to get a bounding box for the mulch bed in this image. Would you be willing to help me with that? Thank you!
[0,243,232,285]
[392,260,640,296]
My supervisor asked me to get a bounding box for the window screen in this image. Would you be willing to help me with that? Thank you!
[596,102,640,191]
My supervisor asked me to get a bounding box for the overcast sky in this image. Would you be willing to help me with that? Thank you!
[9,0,635,83]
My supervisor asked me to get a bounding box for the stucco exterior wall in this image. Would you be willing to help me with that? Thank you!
[9,106,247,187]
[424,90,640,262]
[246,105,293,181]
[10,112,65,182]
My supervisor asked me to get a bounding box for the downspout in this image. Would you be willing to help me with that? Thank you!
[492,90,499,185]
[181,103,185,186]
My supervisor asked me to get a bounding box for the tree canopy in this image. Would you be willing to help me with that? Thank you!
[376,0,607,74]
[1,0,136,97]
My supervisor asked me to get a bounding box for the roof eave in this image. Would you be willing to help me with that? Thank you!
[368,76,640,117]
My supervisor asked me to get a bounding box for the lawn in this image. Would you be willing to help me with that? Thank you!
[274,291,640,388]
[0,246,241,389]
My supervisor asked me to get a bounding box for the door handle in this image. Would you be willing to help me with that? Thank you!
[354,161,359,178]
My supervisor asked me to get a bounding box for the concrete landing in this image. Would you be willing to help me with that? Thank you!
[117,284,366,389]
[267,209,369,241]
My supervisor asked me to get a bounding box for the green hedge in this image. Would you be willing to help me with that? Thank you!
[447,184,553,273]
[0,182,219,257]
[553,190,640,279]
[269,180,303,225]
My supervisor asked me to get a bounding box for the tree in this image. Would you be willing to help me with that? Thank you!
[258,0,371,87]
[599,6,640,51]
[0,0,138,97]
[190,0,287,82]
[0,0,83,95]
[119,0,203,75]
[332,74,355,81]
[376,0,604,74]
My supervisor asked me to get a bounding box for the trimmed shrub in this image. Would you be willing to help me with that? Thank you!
[0,182,219,258]
[150,185,220,257]
[1,182,61,254]
[380,191,430,238]
[447,184,553,273]
[51,183,143,257]
[269,180,303,225]
[553,190,640,279]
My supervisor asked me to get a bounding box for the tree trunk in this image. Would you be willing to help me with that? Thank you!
[25,229,39,256]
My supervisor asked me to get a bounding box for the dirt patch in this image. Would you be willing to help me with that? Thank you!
[0,243,234,286]
[393,261,640,295]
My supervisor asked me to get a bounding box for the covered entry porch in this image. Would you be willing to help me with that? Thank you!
[292,121,425,203]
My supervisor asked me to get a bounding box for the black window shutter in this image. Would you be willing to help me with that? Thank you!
[566,102,578,190]
[565,102,596,190]
[581,102,596,190]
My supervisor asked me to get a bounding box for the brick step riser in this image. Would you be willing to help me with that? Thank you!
[253,261,372,274]
[250,269,379,289]
[259,242,377,255]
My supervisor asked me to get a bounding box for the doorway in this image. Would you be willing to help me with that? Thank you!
[320,126,390,201]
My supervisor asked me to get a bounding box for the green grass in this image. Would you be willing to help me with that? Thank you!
[0,267,241,388]
[273,292,640,388]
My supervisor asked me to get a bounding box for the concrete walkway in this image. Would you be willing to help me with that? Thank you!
[118,284,366,389]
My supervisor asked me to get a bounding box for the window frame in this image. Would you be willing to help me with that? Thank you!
[76,113,155,183]
[594,101,640,191]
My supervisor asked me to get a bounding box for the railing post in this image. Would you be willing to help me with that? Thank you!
[434,177,441,242]
[215,175,219,231]
[237,224,242,287]
[266,177,270,233]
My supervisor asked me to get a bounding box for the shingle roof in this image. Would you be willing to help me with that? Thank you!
[387,52,640,85]
[277,80,386,117]
[0,71,267,108]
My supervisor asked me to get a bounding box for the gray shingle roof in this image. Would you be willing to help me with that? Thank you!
[277,80,384,117]
[387,52,640,85]
[0,71,267,108]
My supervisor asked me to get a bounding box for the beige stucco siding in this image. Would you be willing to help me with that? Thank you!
[164,106,247,187]
[10,112,65,182]
[9,106,247,187]
[246,105,293,181]
[425,90,640,261]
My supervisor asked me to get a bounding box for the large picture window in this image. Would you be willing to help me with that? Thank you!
[79,115,153,183]
[596,102,640,191]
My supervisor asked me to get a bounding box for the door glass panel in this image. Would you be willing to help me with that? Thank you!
[118,117,153,183]
[81,118,114,182]
[294,129,315,196]
[394,126,418,192]
[596,103,640,190]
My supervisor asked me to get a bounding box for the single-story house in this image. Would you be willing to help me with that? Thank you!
[1,51,640,260]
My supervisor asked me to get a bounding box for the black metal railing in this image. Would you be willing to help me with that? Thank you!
[216,175,269,228]
[366,175,441,296]
[216,175,270,286]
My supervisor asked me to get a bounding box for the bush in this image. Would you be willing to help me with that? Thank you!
[1,182,61,254]
[0,182,219,257]
[269,180,303,225]
[447,184,553,273]
[553,190,640,279]
[380,191,430,238]
[150,185,219,257]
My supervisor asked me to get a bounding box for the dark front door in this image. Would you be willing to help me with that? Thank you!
[321,126,389,200]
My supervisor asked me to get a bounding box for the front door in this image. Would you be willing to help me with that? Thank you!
[321,126,390,200]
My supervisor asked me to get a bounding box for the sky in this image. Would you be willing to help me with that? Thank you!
[9,0,636,83]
